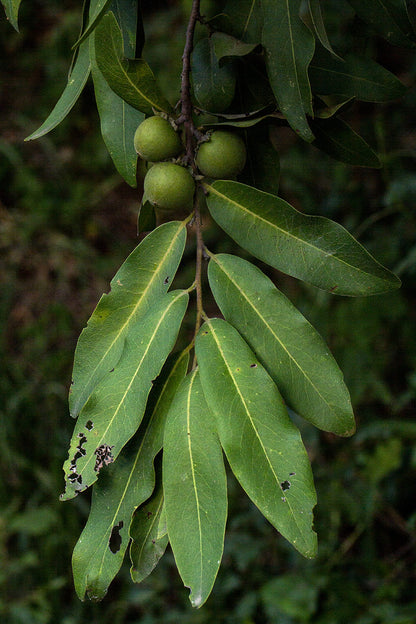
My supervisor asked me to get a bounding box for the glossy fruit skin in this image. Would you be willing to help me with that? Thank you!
[144,163,195,211]
[196,130,246,179]
[134,116,183,162]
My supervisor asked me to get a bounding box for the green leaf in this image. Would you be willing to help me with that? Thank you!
[204,180,401,296]
[196,318,317,559]
[69,220,187,418]
[94,12,171,115]
[61,289,189,501]
[2,0,22,31]
[306,0,343,61]
[406,0,416,33]
[163,370,227,608]
[130,473,169,584]
[73,0,113,49]
[309,46,407,102]
[347,0,416,47]
[113,0,139,57]
[262,0,315,142]
[72,350,189,601]
[208,254,355,436]
[211,32,258,63]
[25,40,91,141]
[310,116,381,167]
[137,198,156,234]
[213,0,263,42]
[90,34,144,187]
[191,37,236,113]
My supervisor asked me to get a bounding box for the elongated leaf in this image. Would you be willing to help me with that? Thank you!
[196,319,317,559]
[69,220,187,418]
[163,370,227,608]
[191,37,236,113]
[306,0,343,60]
[90,34,144,187]
[347,0,416,47]
[73,0,113,49]
[204,180,401,296]
[406,0,416,33]
[25,40,91,141]
[2,0,22,31]
[130,475,169,584]
[262,0,315,142]
[310,116,381,167]
[72,350,188,601]
[214,0,263,42]
[208,254,355,435]
[309,46,407,102]
[61,289,189,501]
[94,12,171,115]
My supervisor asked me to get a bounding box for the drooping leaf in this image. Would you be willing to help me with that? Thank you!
[196,318,317,559]
[262,0,315,142]
[163,370,227,608]
[90,33,144,187]
[347,0,416,47]
[310,116,381,167]
[129,472,169,584]
[306,0,343,60]
[69,220,187,418]
[309,46,407,102]
[2,0,22,31]
[113,0,139,57]
[137,198,156,234]
[211,32,258,63]
[73,0,113,49]
[94,11,171,115]
[72,350,188,601]
[208,254,355,436]
[61,290,189,501]
[25,40,91,141]
[406,0,416,33]
[191,37,236,113]
[204,180,401,296]
[213,0,263,42]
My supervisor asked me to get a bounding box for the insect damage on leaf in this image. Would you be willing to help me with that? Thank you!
[109,520,124,554]
[94,444,115,472]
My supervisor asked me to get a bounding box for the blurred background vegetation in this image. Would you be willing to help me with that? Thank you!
[1,1,416,622]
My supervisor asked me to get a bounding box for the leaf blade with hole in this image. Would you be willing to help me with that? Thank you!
[208,254,355,435]
[72,351,188,601]
[196,318,317,559]
[61,289,189,501]
[205,180,401,296]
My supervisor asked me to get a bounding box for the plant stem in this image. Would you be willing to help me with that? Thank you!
[178,0,205,367]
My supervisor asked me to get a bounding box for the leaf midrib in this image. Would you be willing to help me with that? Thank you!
[207,182,387,284]
[76,290,186,481]
[213,257,338,417]
[206,320,307,542]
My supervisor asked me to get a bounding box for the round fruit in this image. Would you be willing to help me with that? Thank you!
[144,162,195,211]
[134,116,182,162]
[196,130,246,179]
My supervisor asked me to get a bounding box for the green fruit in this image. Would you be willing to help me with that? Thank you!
[144,163,195,211]
[134,116,183,162]
[196,130,246,179]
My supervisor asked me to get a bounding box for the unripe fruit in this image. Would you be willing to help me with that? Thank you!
[134,116,182,162]
[196,130,246,179]
[144,162,195,211]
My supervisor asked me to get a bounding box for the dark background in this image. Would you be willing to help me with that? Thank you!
[1,1,416,622]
